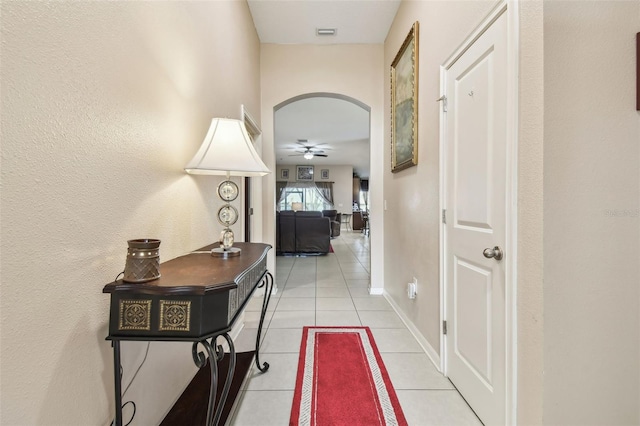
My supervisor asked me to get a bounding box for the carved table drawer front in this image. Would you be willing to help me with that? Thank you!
[117,298,193,333]
[159,300,191,331]
[228,257,266,323]
[119,299,152,331]
[110,292,234,339]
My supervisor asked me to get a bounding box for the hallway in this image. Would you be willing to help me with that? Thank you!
[230,231,482,425]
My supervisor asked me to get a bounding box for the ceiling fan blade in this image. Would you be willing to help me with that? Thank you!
[293,141,331,151]
[287,153,328,158]
[302,149,327,156]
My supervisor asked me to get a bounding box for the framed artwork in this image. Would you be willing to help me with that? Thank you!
[390,21,419,173]
[281,168,289,179]
[296,165,314,181]
[321,169,329,179]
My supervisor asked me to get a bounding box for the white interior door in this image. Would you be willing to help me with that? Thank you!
[444,11,508,426]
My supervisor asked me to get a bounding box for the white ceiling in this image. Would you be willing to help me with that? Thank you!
[248,1,401,179]
[275,97,370,177]
[247,0,401,44]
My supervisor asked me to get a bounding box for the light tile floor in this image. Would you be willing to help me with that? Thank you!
[230,231,482,426]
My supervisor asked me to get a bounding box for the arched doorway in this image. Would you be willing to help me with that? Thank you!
[273,92,371,258]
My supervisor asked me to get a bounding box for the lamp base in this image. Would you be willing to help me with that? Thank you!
[211,246,241,258]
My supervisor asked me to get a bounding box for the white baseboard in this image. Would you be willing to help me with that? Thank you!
[369,286,384,295]
[230,313,245,341]
[216,313,246,354]
[253,283,278,297]
[383,291,442,371]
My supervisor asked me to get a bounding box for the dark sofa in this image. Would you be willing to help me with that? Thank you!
[276,211,331,254]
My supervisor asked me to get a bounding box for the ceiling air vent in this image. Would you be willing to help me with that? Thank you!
[316,28,337,36]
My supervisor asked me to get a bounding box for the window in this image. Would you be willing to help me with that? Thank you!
[279,186,332,211]
[281,189,304,210]
[359,190,369,212]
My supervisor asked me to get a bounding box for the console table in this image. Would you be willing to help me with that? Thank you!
[103,242,273,426]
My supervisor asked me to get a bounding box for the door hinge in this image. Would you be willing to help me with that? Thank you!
[436,95,448,112]
[249,208,254,215]
[443,320,448,335]
[442,209,447,224]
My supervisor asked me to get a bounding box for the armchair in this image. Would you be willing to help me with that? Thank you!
[322,210,341,238]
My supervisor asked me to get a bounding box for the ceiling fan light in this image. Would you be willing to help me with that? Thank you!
[303,152,314,160]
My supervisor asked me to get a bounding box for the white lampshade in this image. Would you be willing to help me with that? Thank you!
[185,118,270,176]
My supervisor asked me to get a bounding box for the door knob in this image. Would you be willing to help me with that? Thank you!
[483,246,503,261]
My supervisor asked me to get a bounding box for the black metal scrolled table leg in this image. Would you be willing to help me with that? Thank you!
[212,334,236,426]
[113,340,123,426]
[192,338,218,426]
[254,271,273,372]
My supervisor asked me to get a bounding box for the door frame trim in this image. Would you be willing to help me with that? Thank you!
[438,1,519,424]
[241,105,263,243]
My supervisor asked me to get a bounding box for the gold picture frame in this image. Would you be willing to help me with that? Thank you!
[390,21,419,173]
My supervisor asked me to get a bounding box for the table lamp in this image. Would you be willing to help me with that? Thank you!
[185,118,270,257]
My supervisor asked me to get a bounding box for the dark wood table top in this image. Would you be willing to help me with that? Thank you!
[103,242,271,296]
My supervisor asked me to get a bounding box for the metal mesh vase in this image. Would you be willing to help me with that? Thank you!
[123,239,161,283]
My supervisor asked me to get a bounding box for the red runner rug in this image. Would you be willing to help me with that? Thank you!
[290,327,408,426]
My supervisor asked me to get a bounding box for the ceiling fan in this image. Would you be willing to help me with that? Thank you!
[287,140,329,159]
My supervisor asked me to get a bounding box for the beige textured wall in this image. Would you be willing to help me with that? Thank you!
[0,1,260,424]
[261,44,384,286]
[543,1,640,424]
[383,0,495,356]
[516,0,545,424]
